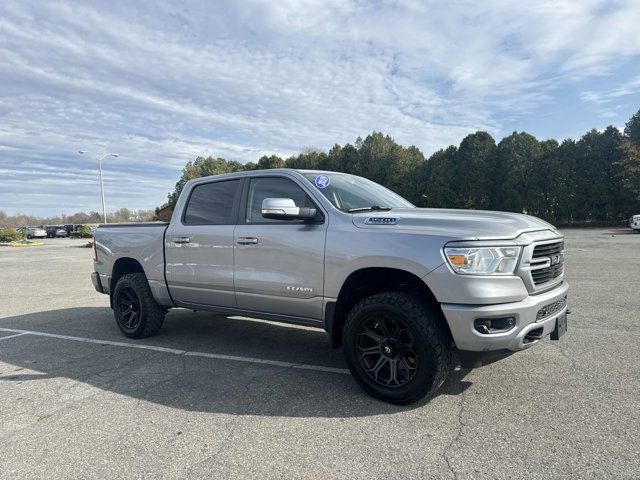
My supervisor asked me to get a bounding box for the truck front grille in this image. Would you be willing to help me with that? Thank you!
[530,241,564,286]
[532,242,564,259]
[531,263,564,285]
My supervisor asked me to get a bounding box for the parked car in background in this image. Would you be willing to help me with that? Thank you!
[630,215,640,231]
[44,225,68,238]
[18,227,47,239]
[70,225,94,238]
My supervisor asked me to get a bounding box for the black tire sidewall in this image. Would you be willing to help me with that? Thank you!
[343,294,448,404]
[113,276,148,338]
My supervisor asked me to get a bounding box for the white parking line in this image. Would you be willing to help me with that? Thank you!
[0,332,29,342]
[0,327,350,375]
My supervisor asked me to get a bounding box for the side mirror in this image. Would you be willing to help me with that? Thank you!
[261,198,317,221]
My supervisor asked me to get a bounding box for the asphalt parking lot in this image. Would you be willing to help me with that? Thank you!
[0,229,639,479]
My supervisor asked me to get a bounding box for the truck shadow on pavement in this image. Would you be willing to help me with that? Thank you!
[0,307,472,418]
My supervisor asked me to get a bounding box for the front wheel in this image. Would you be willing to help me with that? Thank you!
[343,292,452,405]
[112,273,165,338]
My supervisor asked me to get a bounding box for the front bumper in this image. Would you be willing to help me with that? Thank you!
[441,281,569,354]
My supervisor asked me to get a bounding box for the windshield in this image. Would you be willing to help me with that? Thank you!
[302,172,414,212]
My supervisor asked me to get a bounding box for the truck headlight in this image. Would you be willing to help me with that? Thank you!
[444,246,521,275]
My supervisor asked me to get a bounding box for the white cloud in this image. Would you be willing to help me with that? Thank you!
[580,74,640,103]
[0,0,639,214]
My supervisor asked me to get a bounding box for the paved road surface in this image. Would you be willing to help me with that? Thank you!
[0,228,638,479]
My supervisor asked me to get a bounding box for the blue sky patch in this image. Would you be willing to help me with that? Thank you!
[1,1,639,215]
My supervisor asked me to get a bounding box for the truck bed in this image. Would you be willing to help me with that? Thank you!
[93,222,171,305]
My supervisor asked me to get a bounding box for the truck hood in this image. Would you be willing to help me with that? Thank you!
[352,208,559,241]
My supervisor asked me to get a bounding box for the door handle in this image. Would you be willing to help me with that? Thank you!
[172,236,190,244]
[237,237,258,245]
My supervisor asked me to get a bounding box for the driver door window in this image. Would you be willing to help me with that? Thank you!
[246,177,317,223]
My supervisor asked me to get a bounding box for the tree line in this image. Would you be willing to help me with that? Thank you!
[165,109,640,225]
[6,112,640,229]
[0,208,156,228]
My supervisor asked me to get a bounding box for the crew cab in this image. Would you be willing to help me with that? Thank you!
[91,169,569,404]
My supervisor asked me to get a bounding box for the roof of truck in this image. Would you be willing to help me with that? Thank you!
[185,168,351,185]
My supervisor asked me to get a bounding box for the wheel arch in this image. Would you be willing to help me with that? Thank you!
[326,267,450,348]
[110,257,146,307]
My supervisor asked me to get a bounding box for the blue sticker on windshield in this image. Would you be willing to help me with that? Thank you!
[314,174,331,189]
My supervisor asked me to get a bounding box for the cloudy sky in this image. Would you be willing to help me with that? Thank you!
[1,0,640,216]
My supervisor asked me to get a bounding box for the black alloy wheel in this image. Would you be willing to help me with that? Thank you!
[116,286,142,331]
[355,314,418,388]
[112,273,166,339]
[342,292,452,404]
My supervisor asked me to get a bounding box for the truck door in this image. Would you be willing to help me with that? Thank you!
[164,178,243,308]
[234,175,327,322]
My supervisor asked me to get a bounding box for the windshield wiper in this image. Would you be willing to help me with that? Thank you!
[347,205,392,213]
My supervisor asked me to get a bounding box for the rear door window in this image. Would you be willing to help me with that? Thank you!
[183,179,242,225]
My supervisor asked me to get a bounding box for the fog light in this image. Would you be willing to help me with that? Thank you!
[474,317,516,334]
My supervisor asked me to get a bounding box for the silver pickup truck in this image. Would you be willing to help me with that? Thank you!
[92,168,568,404]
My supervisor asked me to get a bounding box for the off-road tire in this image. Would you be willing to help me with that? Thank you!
[112,273,165,338]
[342,292,452,405]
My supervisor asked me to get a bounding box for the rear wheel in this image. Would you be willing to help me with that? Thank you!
[112,273,165,338]
[343,292,452,404]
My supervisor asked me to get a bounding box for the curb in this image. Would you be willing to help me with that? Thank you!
[0,241,44,247]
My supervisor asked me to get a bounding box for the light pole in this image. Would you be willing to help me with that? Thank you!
[78,150,119,223]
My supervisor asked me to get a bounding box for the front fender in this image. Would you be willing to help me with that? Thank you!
[323,228,447,299]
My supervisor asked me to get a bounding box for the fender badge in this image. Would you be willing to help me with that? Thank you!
[364,217,399,225]
[286,285,313,293]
